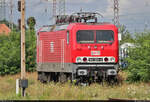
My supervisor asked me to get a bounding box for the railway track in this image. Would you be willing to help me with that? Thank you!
[109,98,149,102]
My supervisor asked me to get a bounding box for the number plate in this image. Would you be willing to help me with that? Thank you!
[91,51,100,55]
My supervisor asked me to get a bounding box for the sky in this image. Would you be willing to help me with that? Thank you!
[3,0,150,33]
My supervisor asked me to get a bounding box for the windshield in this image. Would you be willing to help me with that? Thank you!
[96,30,114,43]
[77,30,94,43]
[77,30,114,44]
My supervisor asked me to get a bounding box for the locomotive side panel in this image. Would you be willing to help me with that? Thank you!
[37,30,73,73]
[37,32,55,72]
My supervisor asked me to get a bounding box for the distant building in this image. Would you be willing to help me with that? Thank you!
[120,43,135,58]
[119,43,136,68]
[0,24,11,35]
[120,43,135,49]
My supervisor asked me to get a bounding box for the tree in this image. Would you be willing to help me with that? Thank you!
[27,17,36,30]
[119,25,134,45]
[126,31,150,82]
[25,30,37,72]
[0,29,37,75]
[0,32,21,75]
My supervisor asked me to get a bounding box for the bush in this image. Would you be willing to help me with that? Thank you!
[126,31,150,82]
[0,30,36,75]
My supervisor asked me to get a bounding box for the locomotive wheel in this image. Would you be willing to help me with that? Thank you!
[38,72,42,81]
[38,72,47,83]
[47,73,52,82]
[38,72,44,83]
[107,76,118,86]
[59,73,67,83]
[42,72,48,83]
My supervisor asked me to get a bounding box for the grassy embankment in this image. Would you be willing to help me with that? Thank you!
[0,71,150,100]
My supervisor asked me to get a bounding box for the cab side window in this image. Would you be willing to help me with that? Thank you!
[67,31,69,44]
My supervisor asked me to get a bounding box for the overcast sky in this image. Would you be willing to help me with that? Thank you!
[3,0,150,33]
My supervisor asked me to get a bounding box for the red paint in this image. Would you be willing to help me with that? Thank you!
[37,23,119,64]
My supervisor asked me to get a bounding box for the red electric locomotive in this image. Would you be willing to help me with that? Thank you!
[37,12,119,83]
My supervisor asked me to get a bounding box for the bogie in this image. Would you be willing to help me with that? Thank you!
[38,70,119,86]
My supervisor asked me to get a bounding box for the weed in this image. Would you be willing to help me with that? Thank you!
[0,72,150,100]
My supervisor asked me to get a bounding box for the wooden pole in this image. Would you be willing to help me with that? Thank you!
[21,0,25,81]
[21,0,26,96]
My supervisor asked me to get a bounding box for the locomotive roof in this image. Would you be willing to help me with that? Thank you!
[38,22,116,32]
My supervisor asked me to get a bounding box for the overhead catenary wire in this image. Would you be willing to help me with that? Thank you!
[1,0,150,33]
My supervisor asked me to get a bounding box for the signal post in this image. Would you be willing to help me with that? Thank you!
[21,0,25,80]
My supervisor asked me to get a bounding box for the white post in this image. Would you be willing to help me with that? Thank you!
[16,79,19,95]
[118,33,122,41]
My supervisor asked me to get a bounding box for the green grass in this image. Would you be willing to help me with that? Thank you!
[0,72,150,100]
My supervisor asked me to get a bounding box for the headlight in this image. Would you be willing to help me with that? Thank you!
[83,57,87,62]
[104,57,109,62]
[76,57,82,62]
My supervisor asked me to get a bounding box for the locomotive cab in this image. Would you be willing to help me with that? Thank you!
[70,23,119,83]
